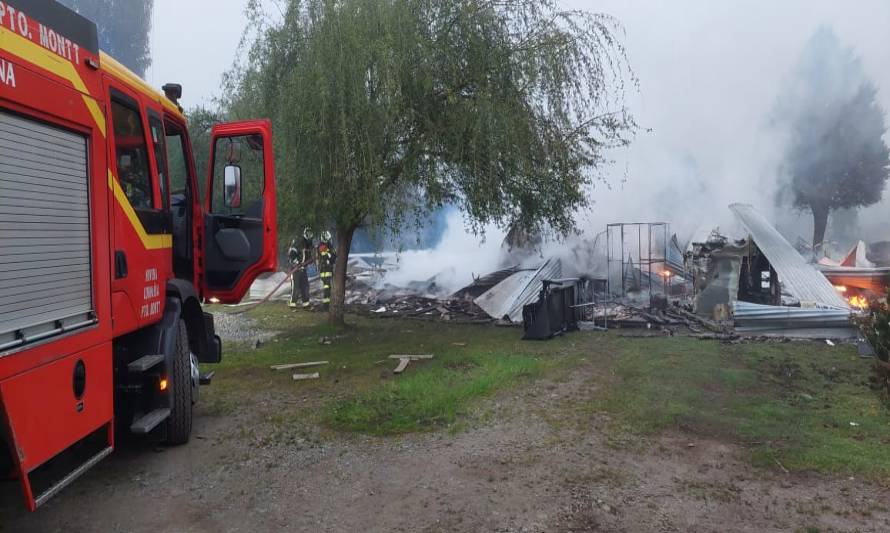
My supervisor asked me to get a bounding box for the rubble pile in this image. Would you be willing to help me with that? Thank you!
[350,296,492,323]
[585,303,730,337]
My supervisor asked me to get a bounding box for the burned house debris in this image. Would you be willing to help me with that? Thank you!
[473,259,562,323]
[815,241,890,302]
[244,203,884,342]
[685,204,856,338]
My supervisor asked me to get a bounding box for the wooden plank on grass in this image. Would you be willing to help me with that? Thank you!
[393,358,410,374]
[292,372,320,381]
[271,361,329,371]
[388,354,434,360]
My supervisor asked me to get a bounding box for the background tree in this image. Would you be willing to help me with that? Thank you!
[184,106,222,197]
[58,0,153,76]
[225,0,636,325]
[775,27,889,253]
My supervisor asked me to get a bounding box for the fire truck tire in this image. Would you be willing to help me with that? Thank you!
[165,319,193,445]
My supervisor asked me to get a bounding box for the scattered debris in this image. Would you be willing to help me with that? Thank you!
[292,372,320,381]
[270,361,329,371]
[390,354,434,374]
[318,336,332,345]
[825,339,836,346]
[393,358,411,374]
[352,296,490,323]
[774,458,790,474]
[858,339,876,357]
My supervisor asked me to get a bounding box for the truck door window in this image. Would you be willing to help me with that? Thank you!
[211,134,264,217]
[110,99,153,209]
[148,112,170,210]
[164,124,191,199]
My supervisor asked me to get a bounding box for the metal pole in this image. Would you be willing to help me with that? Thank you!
[621,224,626,297]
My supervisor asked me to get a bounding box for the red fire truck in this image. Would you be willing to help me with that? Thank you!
[0,0,278,510]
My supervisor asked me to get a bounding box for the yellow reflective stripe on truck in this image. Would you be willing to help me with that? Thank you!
[108,171,173,250]
[0,25,106,137]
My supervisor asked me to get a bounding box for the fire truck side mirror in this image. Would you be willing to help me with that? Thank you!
[224,165,242,209]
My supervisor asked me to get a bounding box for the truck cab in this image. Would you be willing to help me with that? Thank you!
[0,0,277,511]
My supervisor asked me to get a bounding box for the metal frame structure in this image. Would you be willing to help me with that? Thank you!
[605,222,670,307]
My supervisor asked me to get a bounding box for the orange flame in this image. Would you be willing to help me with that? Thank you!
[849,295,868,309]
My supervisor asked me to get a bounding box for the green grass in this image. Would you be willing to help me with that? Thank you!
[326,351,543,434]
[201,303,582,434]
[201,303,890,479]
[589,337,890,481]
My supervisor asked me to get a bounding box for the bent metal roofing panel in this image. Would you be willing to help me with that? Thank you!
[729,203,848,309]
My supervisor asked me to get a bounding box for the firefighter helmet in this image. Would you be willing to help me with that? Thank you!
[303,227,314,240]
[321,230,332,242]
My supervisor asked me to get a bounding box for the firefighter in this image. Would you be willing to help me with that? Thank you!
[288,228,315,308]
[317,230,336,311]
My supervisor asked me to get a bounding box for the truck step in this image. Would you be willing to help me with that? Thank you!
[130,408,171,434]
[34,446,113,508]
[128,354,165,373]
[199,371,215,385]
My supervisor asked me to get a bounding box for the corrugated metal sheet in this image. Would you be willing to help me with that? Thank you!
[474,259,562,322]
[667,234,685,273]
[729,204,848,308]
[452,265,523,300]
[733,301,853,336]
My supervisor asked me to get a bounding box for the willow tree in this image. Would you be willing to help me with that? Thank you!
[226,0,636,325]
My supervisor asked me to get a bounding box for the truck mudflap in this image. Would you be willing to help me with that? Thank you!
[0,343,114,511]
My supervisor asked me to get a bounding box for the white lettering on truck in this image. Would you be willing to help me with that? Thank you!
[38,23,80,65]
[140,269,161,319]
[0,59,14,88]
[0,2,29,38]
[0,3,81,66]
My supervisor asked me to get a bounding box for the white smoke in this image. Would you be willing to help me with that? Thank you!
[380,1,890,288]
[380,210,508,293]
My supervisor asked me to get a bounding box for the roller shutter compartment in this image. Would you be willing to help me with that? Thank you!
[0,111,95,353]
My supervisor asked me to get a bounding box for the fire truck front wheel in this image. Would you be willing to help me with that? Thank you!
[165,319,193,445]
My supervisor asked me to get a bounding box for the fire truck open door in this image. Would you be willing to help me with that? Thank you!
[201,119,278,303]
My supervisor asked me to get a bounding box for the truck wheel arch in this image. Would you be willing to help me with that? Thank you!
[166,280,221,364]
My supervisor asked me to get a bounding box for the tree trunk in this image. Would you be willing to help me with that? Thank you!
[329,224,357,327]
[811,203,830,256]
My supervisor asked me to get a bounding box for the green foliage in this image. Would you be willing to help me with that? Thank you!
[224,0,636,241]
[775,27,890,246]
[858,290,890,363]
[184,106,222,196]
[57,0,154,76]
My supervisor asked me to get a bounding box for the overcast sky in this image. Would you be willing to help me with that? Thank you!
[146,0,890,246]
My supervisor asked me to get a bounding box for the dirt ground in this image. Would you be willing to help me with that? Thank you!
[3,356,889,533]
